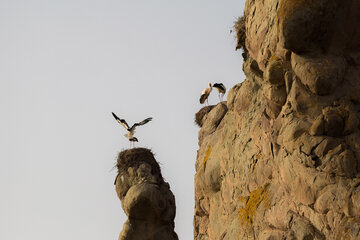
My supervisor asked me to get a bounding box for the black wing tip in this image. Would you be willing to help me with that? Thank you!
[112,112,119,119]
[143,117,152,122]
[213,83,226,92]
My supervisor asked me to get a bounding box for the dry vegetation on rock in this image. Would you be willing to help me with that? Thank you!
[234,16,246,51]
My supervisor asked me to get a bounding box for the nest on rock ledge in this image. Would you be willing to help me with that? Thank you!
[195,105,215,127]
[116,148,163,182]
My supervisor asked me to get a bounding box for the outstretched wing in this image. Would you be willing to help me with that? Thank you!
[112,112,130,130]
[131,117,152,130]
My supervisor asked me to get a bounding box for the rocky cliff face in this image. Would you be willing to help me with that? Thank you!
[194,0,360,239]
[114,148,178,240]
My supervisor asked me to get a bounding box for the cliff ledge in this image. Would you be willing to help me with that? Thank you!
[194,0,360,239]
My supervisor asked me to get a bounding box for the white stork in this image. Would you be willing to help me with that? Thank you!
[213,83,226,102]
[111,112,152,148]
[200,83,212,106]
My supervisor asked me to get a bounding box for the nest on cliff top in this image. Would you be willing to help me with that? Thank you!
[234,16,246,51]
[195,105,215,127]
[116,148,163,181]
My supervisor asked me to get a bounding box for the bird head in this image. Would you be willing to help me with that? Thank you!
[208,83,212,88]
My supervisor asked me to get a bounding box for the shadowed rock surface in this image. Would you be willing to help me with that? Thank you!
[195,105,216,127]
[194,0,360,239]
[115,148,178,240]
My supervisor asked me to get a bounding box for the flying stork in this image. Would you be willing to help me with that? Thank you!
[111,112,152,148]
[213,83,226,102]
[200,83,212,106]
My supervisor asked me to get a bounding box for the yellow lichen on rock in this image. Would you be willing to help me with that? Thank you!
[238,196,249,206]
[269,55,282,62]
[239,183,271,226]
[201,146,212,167]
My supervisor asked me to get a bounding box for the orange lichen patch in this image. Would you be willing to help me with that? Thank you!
[269,56,282,62]
[201,146,212,167]
[238,183,272,226]
[268,56,283,69]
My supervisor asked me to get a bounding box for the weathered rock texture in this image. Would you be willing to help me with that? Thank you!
[115,148,178,240]
[194,0,360,239]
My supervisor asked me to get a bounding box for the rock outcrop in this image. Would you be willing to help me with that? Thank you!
[194,0,360,239]
[115,148,178,240]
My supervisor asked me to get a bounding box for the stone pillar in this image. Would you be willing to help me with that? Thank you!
[114,148,178,240]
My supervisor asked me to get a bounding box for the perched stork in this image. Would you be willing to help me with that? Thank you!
[111,112,152,148]
[200,83,212,106]
[213,83,226,102]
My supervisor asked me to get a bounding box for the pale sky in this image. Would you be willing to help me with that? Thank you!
[0,1,245,239]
